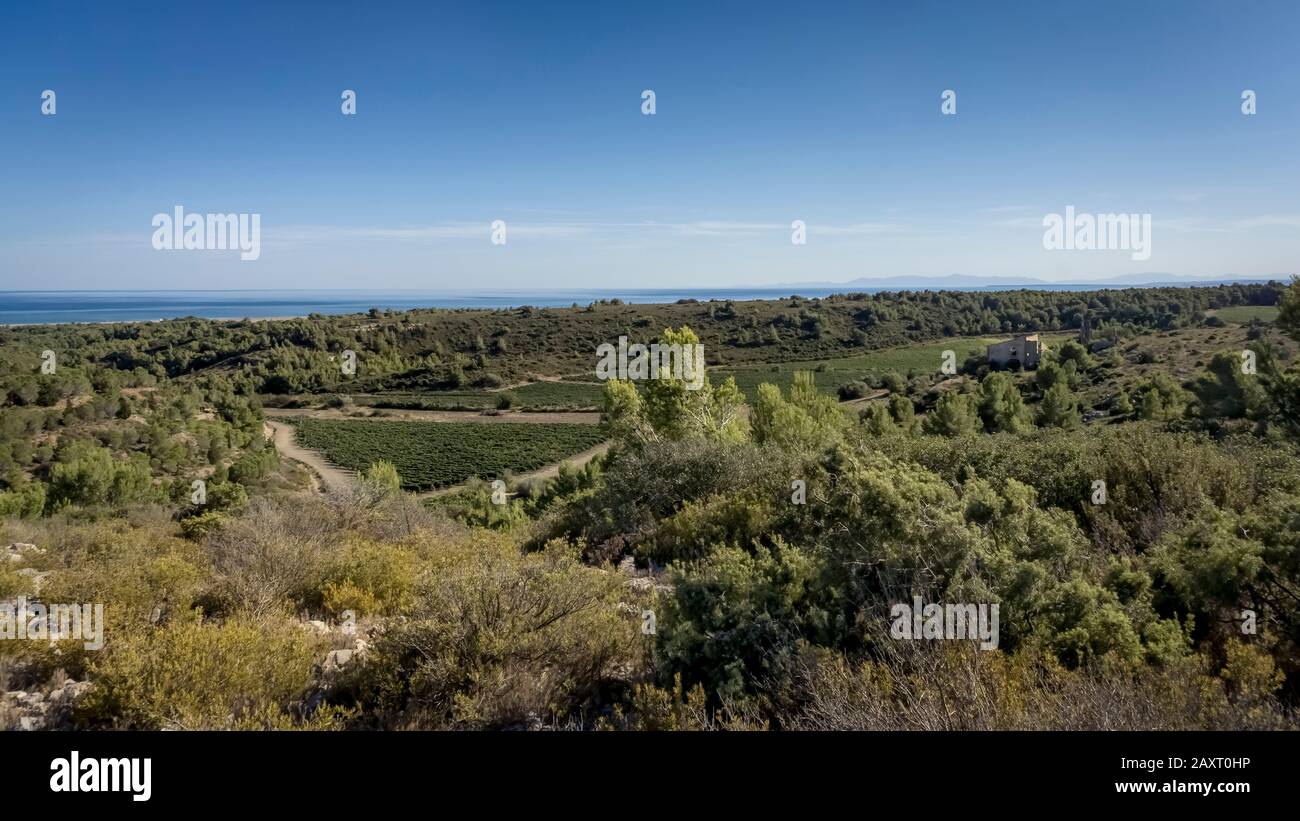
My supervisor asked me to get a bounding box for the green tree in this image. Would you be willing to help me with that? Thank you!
[1035,360,1066,391]
[49,441,117,506]
[1194,351,1265,420]
[1056,340,1093,372]
[860,402,896,436]
[1255,278,1300,436]
[881,370,907,394]
[1036,382,1081,429]
[363,460,402,496]
[601,379,645,441]
[888,394,918,434]
[752,371,847,452]
[0,481,46,518]
[1278,275,1300,337]
[1134,373,1190,421]
[977,372,1033,433]
[657,540,819,705]
[612,326,748,444]
[922,392,981,436]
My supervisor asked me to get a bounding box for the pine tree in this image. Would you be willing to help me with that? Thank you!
[922,392,981,436]
[1037,382,1081,428]
[888,394,918,434]
[978,372,1033,433]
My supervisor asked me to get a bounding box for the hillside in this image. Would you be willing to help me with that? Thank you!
[3,280,1300,734]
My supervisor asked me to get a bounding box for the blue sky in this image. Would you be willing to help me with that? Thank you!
[1,0,1297,290]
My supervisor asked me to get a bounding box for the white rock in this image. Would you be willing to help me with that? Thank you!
[324,648,355,671]
[53,681,93,703]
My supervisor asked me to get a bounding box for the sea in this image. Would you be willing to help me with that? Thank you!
[1,288,867,324]
[0,282,1259,325]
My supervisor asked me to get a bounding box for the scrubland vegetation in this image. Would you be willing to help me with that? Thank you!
[2,280,1299,731]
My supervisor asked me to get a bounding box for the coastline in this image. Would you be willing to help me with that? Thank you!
[0,279,1283,327]
[0,315,305,328]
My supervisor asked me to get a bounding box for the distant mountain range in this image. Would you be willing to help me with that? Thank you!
[776,274,1289,291]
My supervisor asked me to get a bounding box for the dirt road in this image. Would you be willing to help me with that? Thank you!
[839,388,890,407]
[264,421,355,493]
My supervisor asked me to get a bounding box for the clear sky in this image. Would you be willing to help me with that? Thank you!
[1,0,1296,290]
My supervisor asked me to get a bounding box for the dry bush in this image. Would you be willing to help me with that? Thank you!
[1,516,209,682]
[204,496,334,616]
[352,536,645,729]
[791,640,1295,731]
[79,614,335,730]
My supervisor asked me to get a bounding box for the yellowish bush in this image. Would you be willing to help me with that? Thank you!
[80,615,330,730]
[358,535,644,729]
[318,540,422,617]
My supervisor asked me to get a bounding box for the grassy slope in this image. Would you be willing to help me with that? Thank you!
[1207,305,1280,323]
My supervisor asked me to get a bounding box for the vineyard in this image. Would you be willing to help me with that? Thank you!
[338,381,605,411]
[292,418,607,490]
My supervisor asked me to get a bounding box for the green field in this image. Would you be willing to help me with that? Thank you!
[716,336,1013,398]
[294,418,607,490]
[353,380,604,411]
[1208,305,1279,324]
[508,381,604,407]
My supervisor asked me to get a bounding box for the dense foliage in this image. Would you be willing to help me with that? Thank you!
[3,279,1299,731]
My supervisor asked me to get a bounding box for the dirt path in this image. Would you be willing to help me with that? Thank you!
[264,421,355,494]
[265,407,600,425]
[839,388,890,407]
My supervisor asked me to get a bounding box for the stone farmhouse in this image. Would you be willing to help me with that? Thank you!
[987,333,1044,370]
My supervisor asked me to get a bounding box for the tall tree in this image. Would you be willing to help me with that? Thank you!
[978,372,1034,433]
[922,392,981,436]
[1037,382,1082,429]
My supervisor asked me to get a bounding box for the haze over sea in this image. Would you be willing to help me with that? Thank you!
[0,282,1270,325]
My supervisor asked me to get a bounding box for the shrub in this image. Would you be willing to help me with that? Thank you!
[203,498,332,616]
[318,541,422,617]
[353,538,640,729]
[837,381,870,401]
[80,616,329,729]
